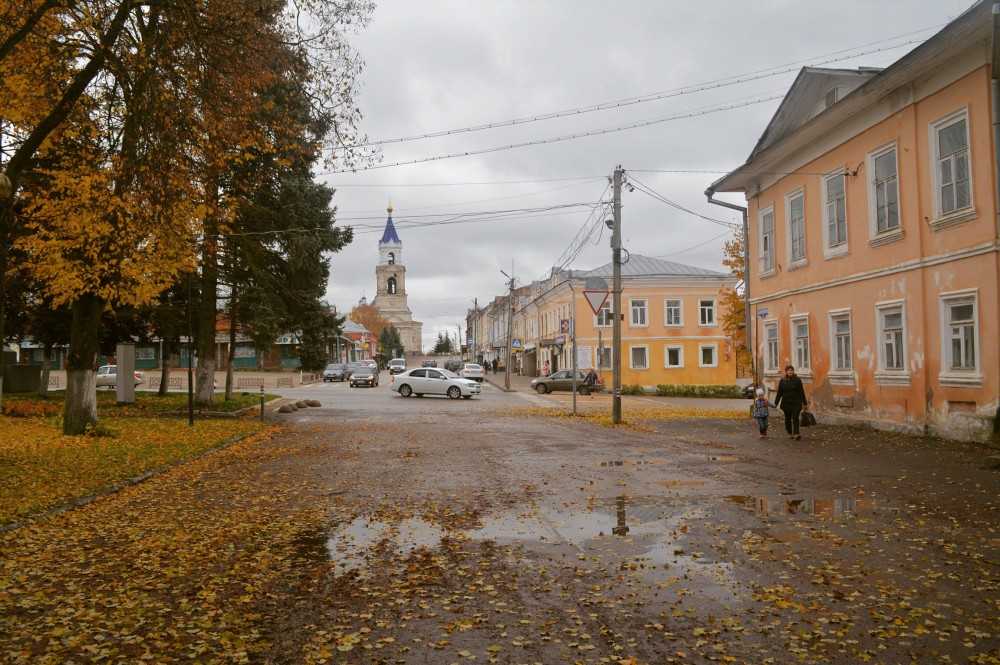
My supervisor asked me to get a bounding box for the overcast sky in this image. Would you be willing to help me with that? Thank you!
[320,1,964,351]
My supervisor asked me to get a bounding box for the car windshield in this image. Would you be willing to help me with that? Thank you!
[354,369,373,376]
[464,364,481,370]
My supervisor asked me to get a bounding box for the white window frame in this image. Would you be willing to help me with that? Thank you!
[664,298,683,327]
[789,314,811,376]
[929,108,974,226]
[763,321,779,375]
[698,343,718,368]
[698,298,716,327]
[875,299,909,385]
[758,205,775,276]
[629,344,649,370]
[629,298,648,328]
[595,301,614,328]
[784,188,807,267]
[866,142,902,243]
[827,308,854,383]
[598,345,612,369]
[939,289,982,386]
[664,344,684,368]
[821,169,849,258]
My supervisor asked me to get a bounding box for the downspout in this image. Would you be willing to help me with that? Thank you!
[705,186,754,386]
[991,2,1000,434]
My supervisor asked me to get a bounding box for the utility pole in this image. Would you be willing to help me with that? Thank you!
[611,165,624,425]
[570,281,578,416]
[500,269,514,391]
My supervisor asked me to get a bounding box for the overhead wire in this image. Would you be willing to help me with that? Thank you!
[627,175,739,230]
[322,93,784,175]
[337,27,940,150]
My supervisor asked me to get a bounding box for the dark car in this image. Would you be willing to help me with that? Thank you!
[323,363,349,382]
[529,370,599,395]
[444,359,463,373]
[421,360,438,368]
[349,367,378,388]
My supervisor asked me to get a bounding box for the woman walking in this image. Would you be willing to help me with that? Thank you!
[775,365,808,440]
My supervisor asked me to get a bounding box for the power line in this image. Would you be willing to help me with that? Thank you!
[338,29,938,150]
[322,93,783,175]
[647,230,731,259]
[323,175,605,187]
[628,175,739,230]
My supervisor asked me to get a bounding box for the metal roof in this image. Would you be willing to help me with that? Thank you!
[342,319,370,334]
[583,254,728,278]
[379,214,401,245]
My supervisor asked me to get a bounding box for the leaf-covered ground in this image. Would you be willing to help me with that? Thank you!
[0,416,265,523]
[2,390,276,418]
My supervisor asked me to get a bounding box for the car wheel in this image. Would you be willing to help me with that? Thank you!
[447,386,461,400]
[535,384,548,394]
[399,384,412,397]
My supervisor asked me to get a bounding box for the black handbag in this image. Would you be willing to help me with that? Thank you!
[800,410,817,427]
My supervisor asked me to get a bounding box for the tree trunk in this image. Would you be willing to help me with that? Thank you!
[158,339,171,396]
[195,187,218,405]
[225,289,237,401]
[63,294,103,434]
[0,201,9,410]
[37,344,51,398]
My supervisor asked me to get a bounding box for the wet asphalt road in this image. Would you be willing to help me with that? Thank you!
[265,374,1000,664]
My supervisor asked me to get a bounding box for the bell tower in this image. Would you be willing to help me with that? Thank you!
[372,203,423,354]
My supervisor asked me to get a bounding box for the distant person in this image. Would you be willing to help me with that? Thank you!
[751,388,773,438]
[492,359,498,373]
[775,365,808,440]
[584,368,598,398]
[542,361,550,376]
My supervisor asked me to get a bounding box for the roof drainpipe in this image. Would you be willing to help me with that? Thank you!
[705,186,754,386]
[992,3,1000,435]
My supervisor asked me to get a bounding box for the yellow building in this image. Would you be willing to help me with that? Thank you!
[513,256,738,389]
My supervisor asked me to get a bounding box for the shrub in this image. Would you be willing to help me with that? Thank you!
[2,399,62,418]
[654,384,743,399]
[620,384,645,396]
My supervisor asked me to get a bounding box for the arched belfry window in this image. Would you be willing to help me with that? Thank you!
[388,252,395,265]
[387,276,397,294]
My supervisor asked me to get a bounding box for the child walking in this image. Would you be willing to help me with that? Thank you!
[751,388,773,438]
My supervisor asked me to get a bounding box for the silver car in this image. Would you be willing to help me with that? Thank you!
[95,365,144,389]
[459,363,484,382]
[391,368,481,399]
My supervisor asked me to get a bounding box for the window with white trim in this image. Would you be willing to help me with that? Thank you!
[698,299,716,326]
[871,146,899,234]
[598,346,612,369]
[759,207,774,273]
[596,302,613,327]
[878,304,906,372]
[664,299,682,326]
[791,317,810,371]
[934,113,971,216]
[823,172,847,251]
[786,191,806,263]
[764,322,779,373]
[699,344,718,368]
[665,345,683,368]
[942,294,977,372]
[630,299,647,327]
[630,345,648,370]
[830,313,852,372]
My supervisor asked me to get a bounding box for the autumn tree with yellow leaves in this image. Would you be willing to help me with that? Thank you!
[718,228,752,378]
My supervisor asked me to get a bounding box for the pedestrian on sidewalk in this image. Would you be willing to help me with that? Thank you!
[542,360,550,376]
[492,358,498,373]
[584,368,598,398]
[751,388,773,438]
[775,365,808,440]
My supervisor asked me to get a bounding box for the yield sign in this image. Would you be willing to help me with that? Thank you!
[583,290,610,316]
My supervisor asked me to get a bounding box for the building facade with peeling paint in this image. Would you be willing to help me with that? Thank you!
[710,2,1000,441]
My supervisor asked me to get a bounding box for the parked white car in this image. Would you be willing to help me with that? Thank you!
[95,365,144,389]
[390,368,481,399]
[459,363,484,382]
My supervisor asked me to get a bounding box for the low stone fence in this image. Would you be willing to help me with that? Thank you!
[41,370,319,392]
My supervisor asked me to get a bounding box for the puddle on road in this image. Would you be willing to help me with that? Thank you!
[725,494,876,519]
[325,496,740,602]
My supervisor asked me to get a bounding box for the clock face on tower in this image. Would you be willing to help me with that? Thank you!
[371,204,423,354]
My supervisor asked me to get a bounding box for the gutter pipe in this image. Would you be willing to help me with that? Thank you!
[991,2,1000,433]
[705,185,755,386]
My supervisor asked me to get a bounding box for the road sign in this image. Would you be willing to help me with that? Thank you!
[583,290,609,316]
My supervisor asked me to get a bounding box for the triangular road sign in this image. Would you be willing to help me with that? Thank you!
[583,290,610,316]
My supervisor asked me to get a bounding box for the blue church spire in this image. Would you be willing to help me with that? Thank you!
[380,202,401,244]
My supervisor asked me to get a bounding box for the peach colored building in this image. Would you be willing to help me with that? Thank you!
[710,2,1000,441]
[512,256,738,388]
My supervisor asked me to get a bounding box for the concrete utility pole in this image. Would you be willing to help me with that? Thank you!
[501,269,515,391]
[612,165,624,425]
[570,281,578,416]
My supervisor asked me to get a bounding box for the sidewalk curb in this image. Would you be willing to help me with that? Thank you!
[484,376,514,392]
[0,426,272,534]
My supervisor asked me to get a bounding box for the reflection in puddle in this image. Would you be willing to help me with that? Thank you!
[725,494,876,518]
[325,496,741,603]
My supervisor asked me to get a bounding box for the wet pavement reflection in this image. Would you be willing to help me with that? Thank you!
[725,493,876,518]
